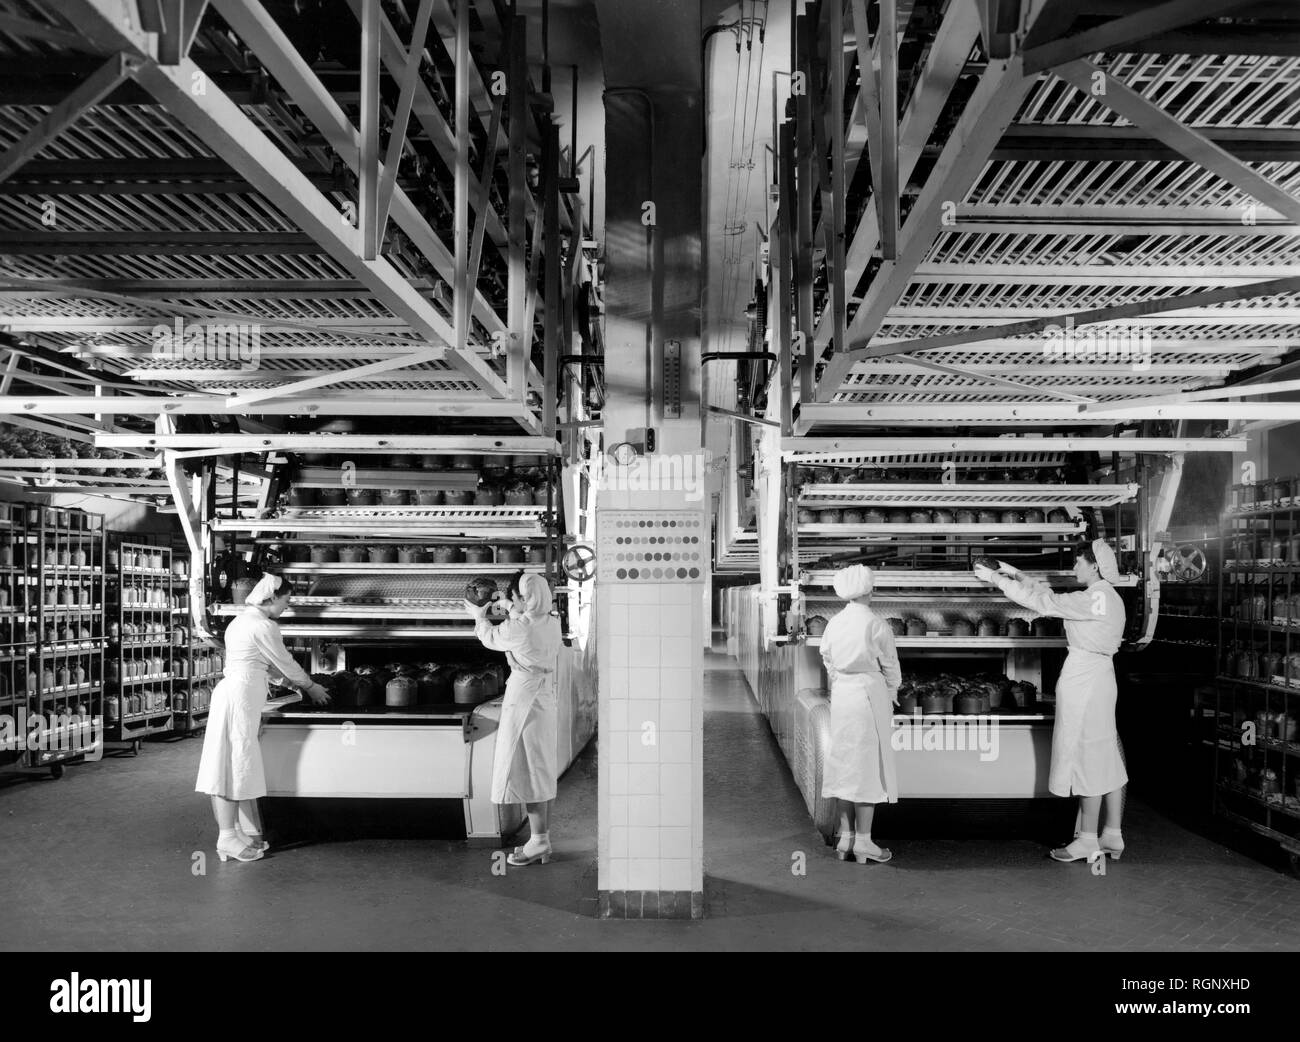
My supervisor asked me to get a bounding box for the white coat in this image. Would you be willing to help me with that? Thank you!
[194,604,311,801]
[819,602,903,804]
[473,580,562,805]
[991,574,1128,797]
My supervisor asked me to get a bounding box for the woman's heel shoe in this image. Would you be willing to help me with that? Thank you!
[244,833,270,853]
[506,845,552,867]
[1050,838,1101,863]
[852,841,893,865]
[835,833,855,861]
[1099,839,1124,861]
[217,841,264,863]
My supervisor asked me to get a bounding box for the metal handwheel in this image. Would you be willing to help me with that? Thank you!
[561,544,596,582]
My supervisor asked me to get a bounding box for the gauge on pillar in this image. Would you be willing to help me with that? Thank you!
[608,442,640,467]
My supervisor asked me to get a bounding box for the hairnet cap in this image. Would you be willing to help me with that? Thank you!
[243,573,283,606]
[516,571,553,617]
[1092,538,1121,583]
[832,564,874,601]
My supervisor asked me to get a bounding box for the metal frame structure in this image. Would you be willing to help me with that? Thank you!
[763,0,1300,432]
[0,0,594,513]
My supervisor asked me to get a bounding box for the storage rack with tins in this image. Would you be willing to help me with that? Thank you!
[730,446,1147,814]
[23,504,105,777]
[196,447,583,844]
[1212,473,1300,874]
[167,547,219,735]
[104,541,175,752]
[0,502,28,771]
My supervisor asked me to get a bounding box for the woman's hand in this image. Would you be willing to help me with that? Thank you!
[463,598,490,620]
[304,682,332,706]
[996,561,1021,577]
[972,563,997,583]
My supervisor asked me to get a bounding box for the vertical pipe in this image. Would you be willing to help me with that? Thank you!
[543,123,561,436]
[880,0,898,259]
[828,0,848,360]
[359,0,380,260]
[794,14,815,408]
[571,64,579,178]
[454,0,471,349]
[507,15,528,405]
[777,121,795,439]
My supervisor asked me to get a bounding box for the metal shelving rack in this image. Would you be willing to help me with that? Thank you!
[0,502,28,771]
[168,547,219,735]
[792,468,1141,703]
[209,453,561,670]
[1212,474,1300,874]
[24,504,105,777]
[104,541,175,752]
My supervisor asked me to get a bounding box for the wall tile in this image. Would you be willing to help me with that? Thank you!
[608,795,629,828]
[606,859,629,890]
[660,859,692,892]
[626,860,660,891]
[627,635,660,667]
[628,668,660,700]
[609,763,629,795]
[608,603,630,636]
[661,582,695,605]
[609,826,629,858]
[628,764,659,795]
[608,634,629,667]
[627,584,660,605]
[659,764,690,798]
[627,794,660,827]
[608,667,630,699]
[604,730,629,765]
[610,700,629,731]
[660,667,694,699]
[658,605,694,636]
[660,636,692,664]
[659,731,691,764]
[660,788,692,826]
[659,700,690,731]
[660,827,691,860]
[627,827,659,859]
[627,699,659,729]
[627,731,659,764]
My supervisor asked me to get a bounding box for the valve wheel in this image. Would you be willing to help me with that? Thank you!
[1170,545,1207,582]
[562,544,596,582]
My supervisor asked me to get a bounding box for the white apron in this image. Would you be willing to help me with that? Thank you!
[822,671,897,804]
[1050,649,1128,797]
[490,660,558,805]
[194,669,269,801]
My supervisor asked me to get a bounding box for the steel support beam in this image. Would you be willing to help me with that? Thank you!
[358,0,382,261]
[1054,59,1300,226]
[210,0,506,338]
[847,275,1300,360]
[781,436,1248,456]
[375,0,434,235]
[1022,0,1259,73]
[795,402,1300,424]
[95,434,561,454]
[817,52,1040,399]
[0,395,535,418]
[878,0,899,260]
[0,53,132,185]
[506,14,529,406]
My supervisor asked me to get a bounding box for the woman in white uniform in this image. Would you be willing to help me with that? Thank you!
[974,539,1128,863]
[819,565,902,864]
[464,572,562,867]
[195,574,331,863]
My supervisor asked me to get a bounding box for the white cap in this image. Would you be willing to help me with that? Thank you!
[1091,538,1121,583]
[244,573,284,606]
[832,564,874,601]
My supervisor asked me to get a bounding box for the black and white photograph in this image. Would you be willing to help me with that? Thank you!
[0,0,1297,1001]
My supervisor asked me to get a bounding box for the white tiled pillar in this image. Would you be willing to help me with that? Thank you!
[596,483,706,919]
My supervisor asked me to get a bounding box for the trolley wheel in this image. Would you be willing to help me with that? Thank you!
[131,740,142,756]
[49,763,65,780]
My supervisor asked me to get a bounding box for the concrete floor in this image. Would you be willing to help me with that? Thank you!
[2,647,1298,951]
